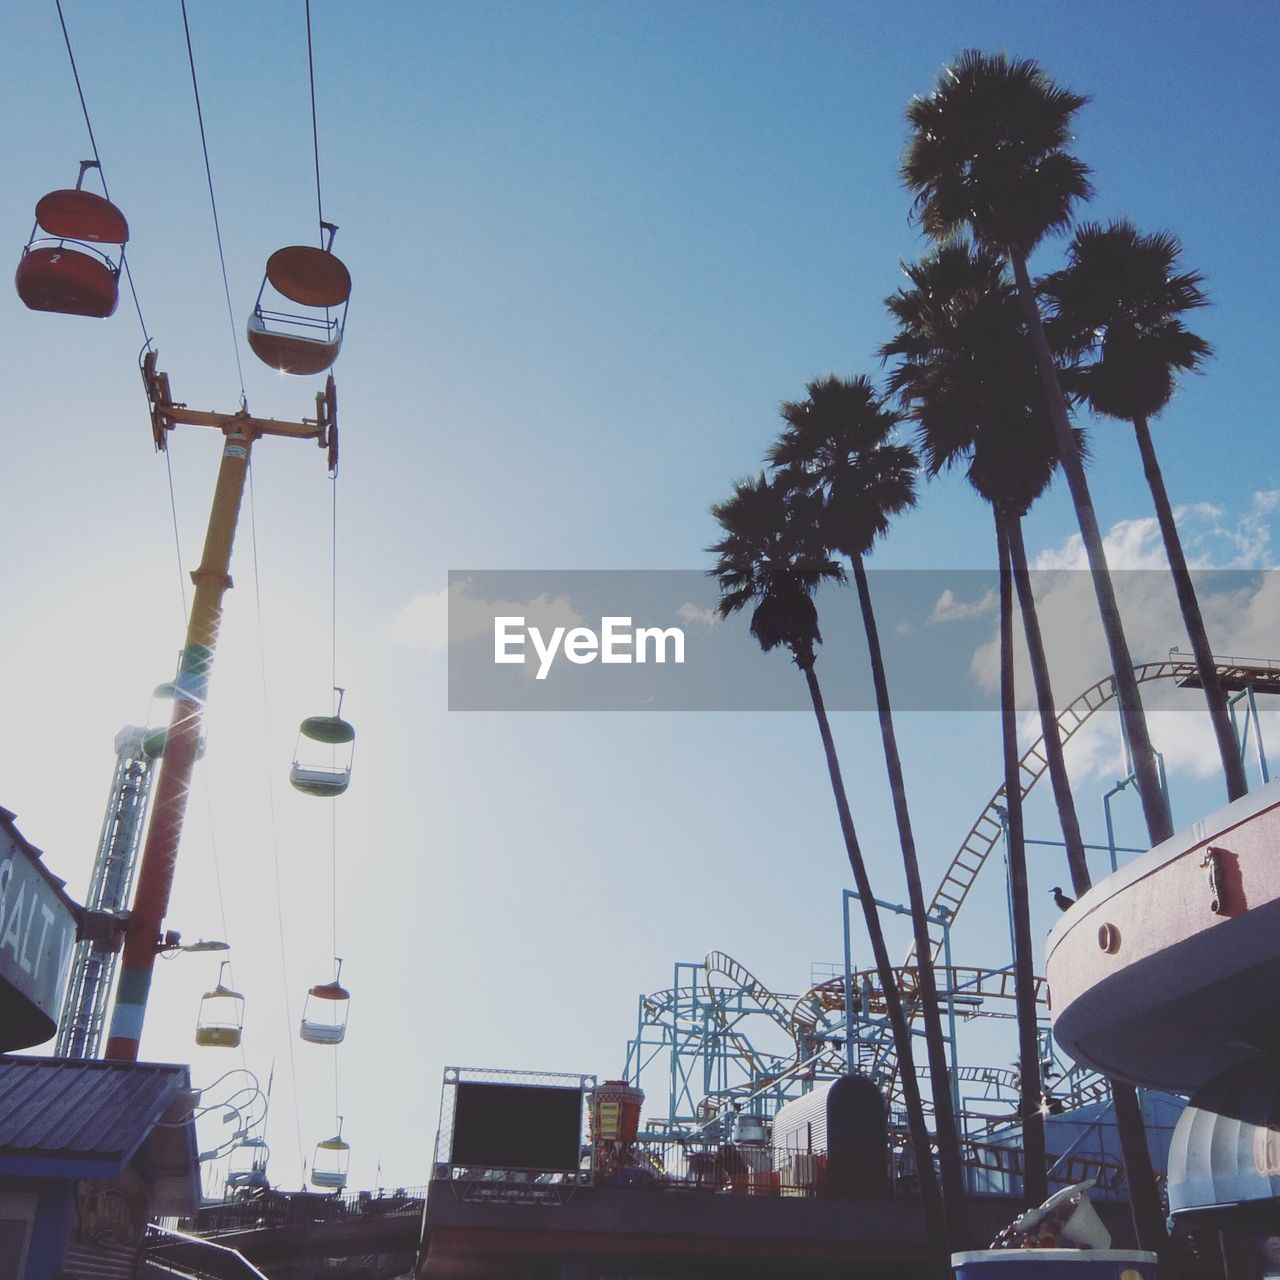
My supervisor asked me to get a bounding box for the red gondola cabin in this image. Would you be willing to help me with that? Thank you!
[15,161,128,319]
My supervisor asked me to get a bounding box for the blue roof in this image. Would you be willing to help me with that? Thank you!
[0,1056,199,1209]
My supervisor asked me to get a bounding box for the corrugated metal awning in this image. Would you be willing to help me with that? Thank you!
[0,1056,199,1213]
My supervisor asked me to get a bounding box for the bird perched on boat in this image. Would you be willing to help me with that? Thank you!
[1051,886,1076,911]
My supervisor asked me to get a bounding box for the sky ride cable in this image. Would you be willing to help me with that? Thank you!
[163,447,191,626]
[304,0,327,246]
[53,0,152,347]
[179,0,247,405]
[247,463,308,1174]
[330,474,339,961]
[329,455,342,1130]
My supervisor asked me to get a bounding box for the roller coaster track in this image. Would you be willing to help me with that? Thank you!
[914,656,1280,964]
[866,655,1280,1104]
[703,950,798,1083]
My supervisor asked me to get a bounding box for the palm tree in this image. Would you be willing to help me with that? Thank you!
[882,241,1167,1245]
[767,375,968,1248]
[881,243,1091,899]
[881,247,1068,1206]
[1040,220,1245,801]
[902,51,1174,851]
[709,474,949,1279]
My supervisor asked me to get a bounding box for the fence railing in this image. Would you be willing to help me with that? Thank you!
[184,1186,427,1235]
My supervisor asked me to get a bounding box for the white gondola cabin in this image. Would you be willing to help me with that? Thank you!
[310,1121,350,1191]
[228,1137,270,1191]
[194,962,245,1049]
[290,689,355,797]
[301,959,350,1044]
[16,161,128,318]
[247,222,350,375]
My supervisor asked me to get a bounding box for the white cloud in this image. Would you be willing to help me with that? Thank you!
[930,587,997,623]
[676,602,719,630]
[971,494,1280,783]
[389,579,583,654]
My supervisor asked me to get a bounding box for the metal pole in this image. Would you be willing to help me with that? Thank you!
[1103,782,1127,874]
[842,889,855,1074]
[938,909,961,1136]
[1251,686,1271,783]
[105,428,254,1060]
[995,807,1016,966]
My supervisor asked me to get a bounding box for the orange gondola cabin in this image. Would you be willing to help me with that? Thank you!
[247,221,350,375]
[301,959,350,1045]
[15,161,128,318]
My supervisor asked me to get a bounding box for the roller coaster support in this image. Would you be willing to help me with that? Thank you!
[105,354,336,1061]
[1103,747,1168,877]
[844,889,960,1127]
[1229,684,1271,783]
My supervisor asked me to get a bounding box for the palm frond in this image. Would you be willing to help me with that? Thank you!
[902,50,1092,255]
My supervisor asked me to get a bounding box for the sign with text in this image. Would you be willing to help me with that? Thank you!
[0,815,79,1051]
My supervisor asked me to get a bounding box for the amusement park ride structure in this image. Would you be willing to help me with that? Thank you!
[20,0,362,1190]
[622,656,1279,1182]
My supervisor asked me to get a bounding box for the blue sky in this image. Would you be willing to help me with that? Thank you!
[1,2,1277,1191]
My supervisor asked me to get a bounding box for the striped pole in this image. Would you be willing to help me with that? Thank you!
[105,429,254,1060]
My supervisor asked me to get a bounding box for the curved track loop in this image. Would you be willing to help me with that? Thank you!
[702,950,798,1082]
[870,656,1280,1104]
[914,657,1279,964]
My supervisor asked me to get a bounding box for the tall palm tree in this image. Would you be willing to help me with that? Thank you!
[1040,220,1245,801]
[902,51,1174,851]
[882,248,1066,1206]
[767,375,969,1249]
[882,241,1167,1244]
[881,243,1091,899]
[709,474,949,1279]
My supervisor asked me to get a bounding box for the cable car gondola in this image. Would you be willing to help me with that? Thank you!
[290,688,354,797]
[15,160,128,318]
[247,222,350,375]
[301,958,350,1044]
[194,961,245,1048]
[227,1136,270,1191]
[310,1119,350,1191]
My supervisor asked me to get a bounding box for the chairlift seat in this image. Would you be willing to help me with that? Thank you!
[311,1132,350,1191]
[248,242,350,376]
[246,312,342,376]
[195,975,245,1049]
[16,245,119,317]
[195,1024,242,1049]
[301,978,350,1044]
[265,245,350,308]
[310,1169,348,1190]
[34,188,129,243]
[289,763,351,797]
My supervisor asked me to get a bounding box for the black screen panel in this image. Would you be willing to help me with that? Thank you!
[450,1082,582,1172]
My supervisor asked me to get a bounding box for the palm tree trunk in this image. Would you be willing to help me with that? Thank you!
[997,511,1048,1208]
[1111,1079,1170,1257]
[1008,251,1173,848]
[1007,520,1169,1249]
[1132,412,1247,800]
[851,555,969,1250]
[1005,516,1092,898]
[798,656,949,1280]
